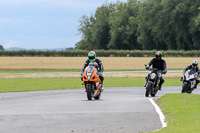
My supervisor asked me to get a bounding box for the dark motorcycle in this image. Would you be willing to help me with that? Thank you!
[145,65,161,97]
[181,69,198,94]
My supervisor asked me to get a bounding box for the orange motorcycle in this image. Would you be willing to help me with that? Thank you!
[82,62,102,100]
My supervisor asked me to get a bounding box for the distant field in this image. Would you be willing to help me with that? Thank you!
[0,57,197,70]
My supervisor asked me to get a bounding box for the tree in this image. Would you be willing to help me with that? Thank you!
[137,0,200,50]
[77,15,96,50]
[189,7,200,50]
[0,45,5,51]
[77,0,200,50]
[77,2,116,50]
[108,0,141,50]
[91,3,116,50]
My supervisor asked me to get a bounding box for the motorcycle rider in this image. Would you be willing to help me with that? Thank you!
[181,60,200,88]
[145,51,167,90]
[81,51,104,91]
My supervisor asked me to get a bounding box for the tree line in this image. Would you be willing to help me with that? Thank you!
[1,50,200,57]
[77,0,200,50]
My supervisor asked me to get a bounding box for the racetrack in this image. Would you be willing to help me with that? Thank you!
[0,86,200,133]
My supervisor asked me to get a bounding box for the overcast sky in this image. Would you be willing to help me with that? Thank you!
[0,0,127,49]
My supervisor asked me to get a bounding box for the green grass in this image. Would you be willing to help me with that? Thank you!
[104,78,182,87]
[0,78,82,92]
[152,94,200,133]
[0,78,181,93]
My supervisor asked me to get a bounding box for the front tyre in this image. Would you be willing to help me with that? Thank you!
[182,82,188,93]
[145,82,152,97]
[86,85,93,100]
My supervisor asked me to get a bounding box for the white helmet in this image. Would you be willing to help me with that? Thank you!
[192,60,198,68]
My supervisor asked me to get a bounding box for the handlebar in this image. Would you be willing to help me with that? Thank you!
[145,64,162,73]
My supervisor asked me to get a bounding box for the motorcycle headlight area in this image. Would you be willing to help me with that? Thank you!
[150,73,156,79]
[87,72,92,80]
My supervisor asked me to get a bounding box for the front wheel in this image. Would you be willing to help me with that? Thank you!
[182,82,188,93]
[145,82,152,97]
[86,85,93,100]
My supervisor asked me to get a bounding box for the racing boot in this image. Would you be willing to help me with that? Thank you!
[193,80,199,89]
[158,82,163,91]
[99,75,104,92]
[100,79,104,92]
[194,85,197,89]
[101,85,104,92]
[180,77,183,81]
[159,78,164,91]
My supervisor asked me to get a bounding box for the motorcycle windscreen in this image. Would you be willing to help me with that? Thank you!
[185,69,196,80]
[86,66,95,81]
[188,69,196,75]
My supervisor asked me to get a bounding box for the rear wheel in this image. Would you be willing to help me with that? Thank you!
[86,85,93,100]
[151,90,157,97]
[145,82,152,97]
[151,91,155,97]
[94,91,101,100]
[182,82,188,93]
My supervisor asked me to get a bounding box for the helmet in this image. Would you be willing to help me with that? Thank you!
[192,60,198,68]
[155,51,162,59]
[88,51,96,61]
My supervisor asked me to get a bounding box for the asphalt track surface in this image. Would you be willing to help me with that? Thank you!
[0,86,200,133]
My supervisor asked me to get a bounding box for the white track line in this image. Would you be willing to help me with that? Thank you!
[149,98,167,129]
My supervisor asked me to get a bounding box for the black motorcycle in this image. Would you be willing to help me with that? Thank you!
[145,65,161,97]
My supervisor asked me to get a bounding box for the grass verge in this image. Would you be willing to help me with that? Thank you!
[0,78,181,93]
[152,94,200,133]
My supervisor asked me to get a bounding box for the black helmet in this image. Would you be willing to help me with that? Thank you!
[88,51,96,61]
[155,51,162,59]
[192,60,198,68]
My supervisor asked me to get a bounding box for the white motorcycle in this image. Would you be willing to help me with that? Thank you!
[181,69,199,94]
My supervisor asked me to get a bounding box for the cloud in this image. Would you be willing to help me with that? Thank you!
[0,18,28,23]
[0,19,15,23]
[2,41,19,48]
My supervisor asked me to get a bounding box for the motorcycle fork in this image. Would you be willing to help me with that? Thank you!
[156,80,160,90]
[86,84,94,92]
[147,81,154,90]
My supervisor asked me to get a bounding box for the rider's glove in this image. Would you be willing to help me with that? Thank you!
[161,71,166,74]
[145,64,149,70]
[81,72,83,81]
[161,70,167,74]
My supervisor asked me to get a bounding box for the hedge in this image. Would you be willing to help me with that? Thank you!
[0,50,200,57]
